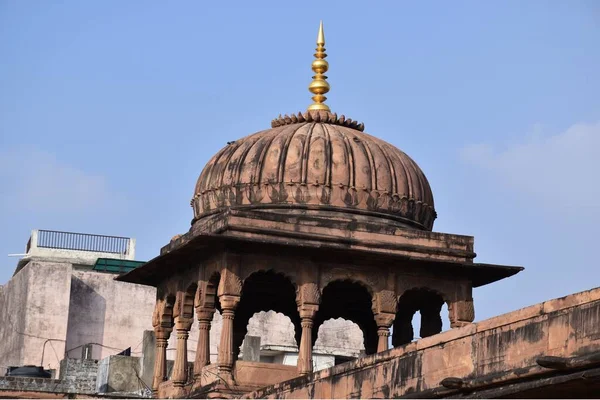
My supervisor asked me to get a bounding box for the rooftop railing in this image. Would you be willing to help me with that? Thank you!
[36,230,131,255]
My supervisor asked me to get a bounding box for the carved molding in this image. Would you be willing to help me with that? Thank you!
[194,281,204,308]
[397,282,451,304]
[196,281,217,312]
[152,299,174,330]
[219,294,240,311]
[218,269,242,297]
[321,267,379,292]
[374,312,395,328]
[173,291,194,320]
[448,299,475,327]
[195,307,216,322]
[372,290,398,314]
[271,110,365,132]
[240,265,298,288]
[296,283,321,306]
[192,183,435,231]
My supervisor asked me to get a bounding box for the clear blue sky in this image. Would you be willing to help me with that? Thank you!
[1,1,599,322]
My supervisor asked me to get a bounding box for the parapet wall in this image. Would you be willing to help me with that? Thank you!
[245,286,600,399]
[1,358,99,396]
[59,358,99,393]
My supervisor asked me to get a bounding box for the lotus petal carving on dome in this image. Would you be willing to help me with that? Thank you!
[271,110,365,132]
[316,185,332,205]
[366,191,379,211]
[293,184,311,204]
[246,184,264,204]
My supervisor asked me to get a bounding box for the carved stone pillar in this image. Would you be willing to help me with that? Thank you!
[152,327,172,392]
[193,307,215,378]
[372,290,397,353]
[374,313,395,352]
[217,294,240,378]
[152,298,174,393]
[172,316,193,389]
[448,298,475,328]
[297,306,318,375]
[296,282,321,376]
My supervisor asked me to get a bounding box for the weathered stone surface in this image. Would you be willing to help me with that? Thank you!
[0,358,98,396]
[59,359,99,393]
[96,355,142,394]
[192,122,436,231]
[243,287,600,399]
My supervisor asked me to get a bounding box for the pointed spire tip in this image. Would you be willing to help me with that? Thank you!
[317,20,325,45]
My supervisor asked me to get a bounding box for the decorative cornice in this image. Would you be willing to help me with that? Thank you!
[191,182,436,230]
[271,110,365,132]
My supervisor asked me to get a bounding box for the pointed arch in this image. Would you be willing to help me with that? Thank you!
[392,288,445,347]
[313,279,378,355]
[232,270,301,360]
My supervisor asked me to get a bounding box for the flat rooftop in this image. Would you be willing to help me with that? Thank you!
[14,229,138,275]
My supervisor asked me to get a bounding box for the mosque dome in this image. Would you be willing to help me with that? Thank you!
[191,23,436,231]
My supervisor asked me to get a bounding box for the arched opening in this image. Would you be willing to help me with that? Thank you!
[232,270,300,360]
[312,280,378,355]
[240,310,298,364]
[314,318,365,370]
[392,288,445,347]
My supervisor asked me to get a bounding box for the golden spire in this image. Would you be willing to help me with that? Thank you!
[308,21,330,111]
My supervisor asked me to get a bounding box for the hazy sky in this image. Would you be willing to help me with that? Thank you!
[1,1,599,322]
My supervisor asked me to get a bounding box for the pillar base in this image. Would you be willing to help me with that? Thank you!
[157,380,190,399]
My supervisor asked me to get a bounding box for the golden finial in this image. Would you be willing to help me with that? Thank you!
[308,21,330,112]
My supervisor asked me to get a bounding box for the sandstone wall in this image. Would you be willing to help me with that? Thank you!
[246,286,600,399]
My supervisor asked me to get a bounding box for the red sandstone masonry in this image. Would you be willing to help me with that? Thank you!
[244,286,600,399]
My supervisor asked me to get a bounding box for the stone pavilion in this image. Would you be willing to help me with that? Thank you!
[117,22,522,398]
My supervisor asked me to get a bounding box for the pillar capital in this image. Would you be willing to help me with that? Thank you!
[219,294,240,311]
[298,304,319,320]
[174,316,193,332]
[374,312,395,353]
[372,290,398,315]
[154,326,172,341]
[374,312,395,328]
[195,306,216,322]
[296,282,321,307]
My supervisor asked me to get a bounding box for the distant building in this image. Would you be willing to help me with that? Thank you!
[0,229,152,374]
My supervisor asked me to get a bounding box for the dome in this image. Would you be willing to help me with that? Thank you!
[191,110,436,230]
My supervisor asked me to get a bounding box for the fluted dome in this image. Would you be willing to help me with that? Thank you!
[192,111,436,230]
